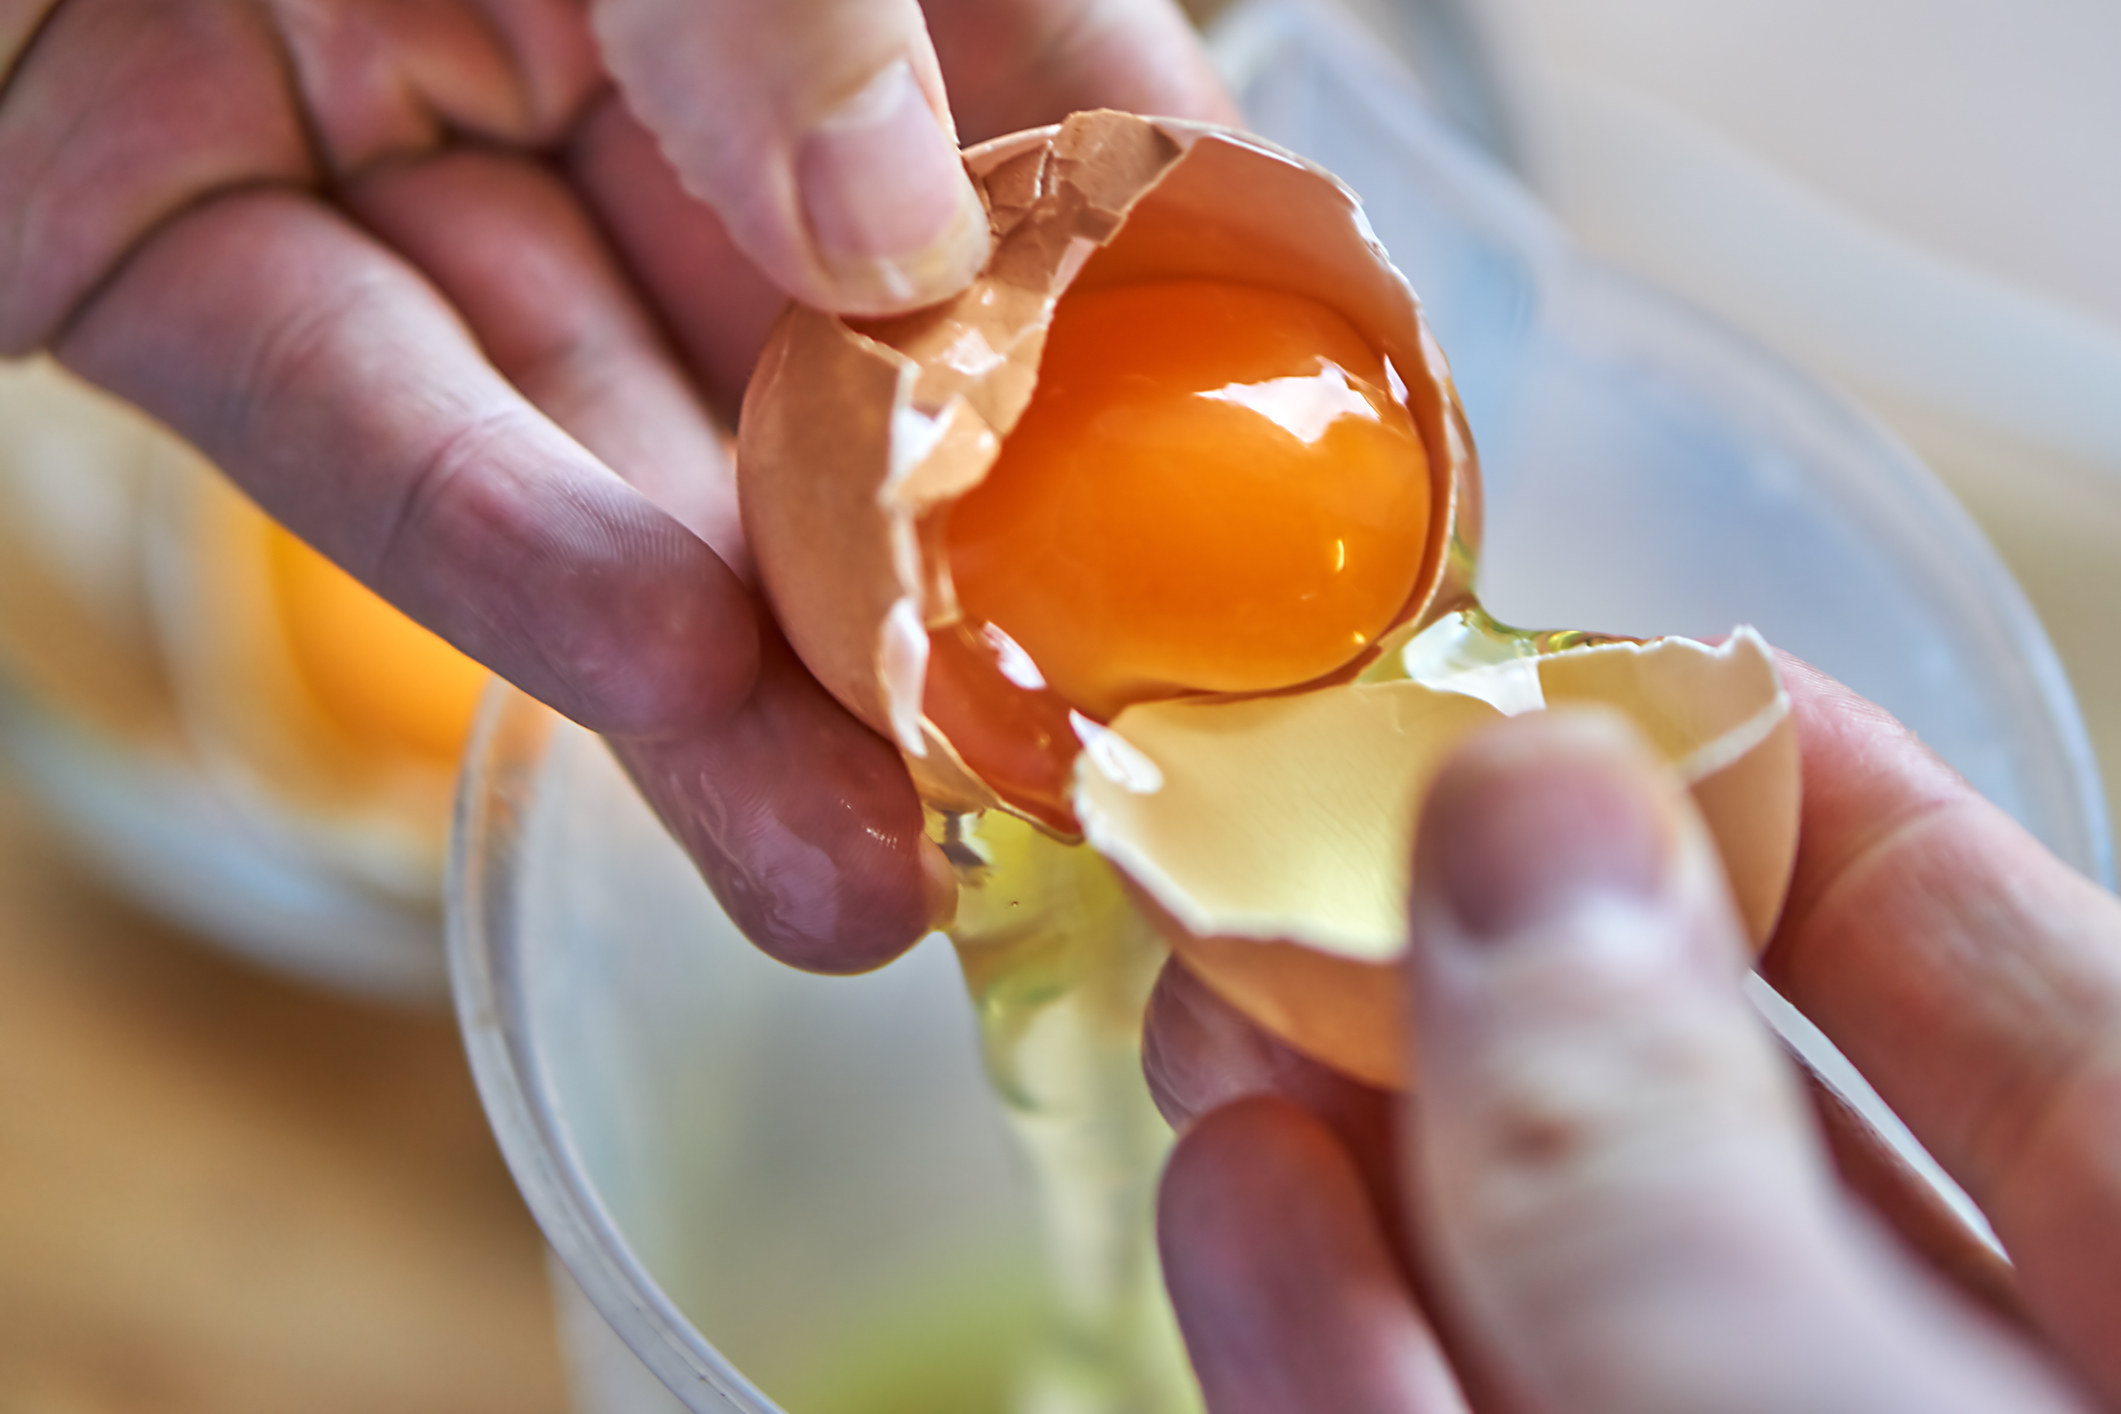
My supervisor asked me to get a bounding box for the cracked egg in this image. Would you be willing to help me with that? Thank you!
[738,110,1799,1088]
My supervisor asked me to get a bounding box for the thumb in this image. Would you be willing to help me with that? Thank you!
[1401,710,2073,1413]
[591,0,989,315]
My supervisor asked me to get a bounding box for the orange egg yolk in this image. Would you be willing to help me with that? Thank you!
[928,278,1433,828]
[265,525,489,763]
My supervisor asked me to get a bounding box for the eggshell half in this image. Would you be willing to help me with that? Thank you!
[1074,629,1799,1089]
[737,110,1479,824]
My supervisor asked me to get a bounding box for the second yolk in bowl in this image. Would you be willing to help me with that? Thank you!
[265,523,488,765]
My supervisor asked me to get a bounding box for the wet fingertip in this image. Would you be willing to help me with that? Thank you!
[614,738,931,977]
[775,824,937,977]
[728,868,928,977]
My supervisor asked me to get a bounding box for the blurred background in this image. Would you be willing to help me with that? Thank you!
[2,0,2117,1408]
[0,369,562,1408]
[1455,0,2121,821]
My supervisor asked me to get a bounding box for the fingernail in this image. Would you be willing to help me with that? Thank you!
[1428,713,1677,944]
[796,58,989,313]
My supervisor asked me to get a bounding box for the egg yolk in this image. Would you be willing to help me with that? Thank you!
[930,278,1433,827]
[265,525,488,763]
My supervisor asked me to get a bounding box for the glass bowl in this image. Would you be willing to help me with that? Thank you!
[448,4,2110,1410]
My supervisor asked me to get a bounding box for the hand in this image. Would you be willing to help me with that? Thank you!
[0,0,1231,970]
[1147,661,2121,1412]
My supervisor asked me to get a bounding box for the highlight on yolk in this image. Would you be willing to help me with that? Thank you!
[264,525,488,763]
[928,277,1433,824]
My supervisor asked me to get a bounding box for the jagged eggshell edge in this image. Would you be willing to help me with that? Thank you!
[1074,629,1799,1088]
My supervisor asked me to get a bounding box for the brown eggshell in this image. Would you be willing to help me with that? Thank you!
[736,110,1479,826]
[1076,629,1798,1089]
[1537,633,1800,945]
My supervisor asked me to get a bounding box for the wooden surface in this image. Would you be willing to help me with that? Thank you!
[0,768,569,1414]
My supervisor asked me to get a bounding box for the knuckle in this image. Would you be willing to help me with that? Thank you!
[0,0,310,350]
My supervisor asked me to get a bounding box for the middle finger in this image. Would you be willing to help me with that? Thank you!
[60,185,936,971]
[343,148,951,971]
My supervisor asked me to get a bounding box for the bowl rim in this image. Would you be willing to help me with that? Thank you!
[446,685,782,1414]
